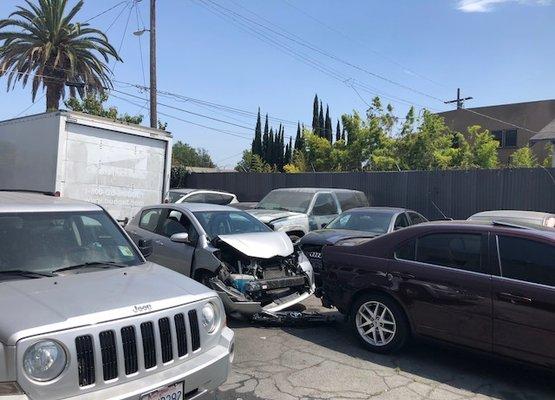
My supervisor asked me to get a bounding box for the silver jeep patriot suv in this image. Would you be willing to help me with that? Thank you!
[0,192,234,400]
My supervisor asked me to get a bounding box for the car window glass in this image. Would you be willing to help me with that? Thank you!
[220,194,234,204]
[183,193,205,203]
[408,212,427,225]
[312,193,338,216]
[139,209,162,232]
[327,211,392,234]
[160,210,199,243]
[395,239,416,261]
[416,233,483,273]
[168,191,185,203]
[204,193,227,205]
[498,236,555,286]
[394,214,410,230]
[335,192,367,210]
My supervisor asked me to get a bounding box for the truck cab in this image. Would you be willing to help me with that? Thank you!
[0,191,233,400]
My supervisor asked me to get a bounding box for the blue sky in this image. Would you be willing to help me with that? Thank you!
[1,0,553,168]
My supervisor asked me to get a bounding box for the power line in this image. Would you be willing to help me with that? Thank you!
[13,93,46,118]
[105,1,131,33]
[110,1,135,74]
[201,0,446,104]
[85,1,128,23]
[279,0,451,90]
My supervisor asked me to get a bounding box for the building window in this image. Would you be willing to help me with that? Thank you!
[490,129,518,148]
[504,129,518,147]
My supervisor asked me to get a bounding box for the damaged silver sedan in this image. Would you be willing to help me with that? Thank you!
[126,203,314,318]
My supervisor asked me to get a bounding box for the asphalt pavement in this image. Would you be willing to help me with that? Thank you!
[217,297,555,400]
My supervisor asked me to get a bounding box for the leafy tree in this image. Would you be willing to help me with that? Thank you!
[252,108,263,156]
[0,0,121,110]
[312,94,319,134]
[467,125,499,169]
[65,94,143,124]
[509,146,538,168]
[543,143,554,167]
[235,150,272,172]
[172,141,215,168]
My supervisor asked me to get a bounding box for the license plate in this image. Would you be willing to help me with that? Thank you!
[141,382,184,400]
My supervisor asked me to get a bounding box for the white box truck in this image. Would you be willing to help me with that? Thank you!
[0,111,172,220]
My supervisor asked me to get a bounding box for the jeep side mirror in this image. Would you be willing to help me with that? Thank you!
[137,238,153,258]
[170,232,190,244]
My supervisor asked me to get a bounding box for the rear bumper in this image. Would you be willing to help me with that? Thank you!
[12,328,234,400]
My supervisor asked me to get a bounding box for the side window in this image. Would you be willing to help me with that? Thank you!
[312,193,339,216]
[416,233,484,273]
[336,192,368,210]
[204,193,227,205]
[139,209,162,232]
[160,210,198,243]
[183,193,205,203]
[408,212,427,225]
[394,214,410,230]
[220,194,235,205]
[395,239,416,261]
[498,236,555,286]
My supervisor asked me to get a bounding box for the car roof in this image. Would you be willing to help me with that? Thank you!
[160,202,239,212]
[269,187,363,194]
[346,206,412,214]
[169,188,233,195]
[0,191,101,213]
[470,210,554,219]
[407,219,555,238]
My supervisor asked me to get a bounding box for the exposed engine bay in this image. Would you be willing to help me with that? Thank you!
[208,234,314,319]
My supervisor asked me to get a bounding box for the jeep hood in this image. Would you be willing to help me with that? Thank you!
[216,231,294,259]
[0,263,213,344]
[247,209,304,224]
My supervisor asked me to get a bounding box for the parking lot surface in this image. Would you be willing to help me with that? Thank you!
[218,297,555,400]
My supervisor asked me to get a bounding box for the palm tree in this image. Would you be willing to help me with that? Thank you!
[0,0,121,111]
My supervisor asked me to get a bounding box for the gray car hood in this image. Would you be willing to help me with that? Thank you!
[217,231,294,259]
[247,209,304,223]
[0,262,213,344]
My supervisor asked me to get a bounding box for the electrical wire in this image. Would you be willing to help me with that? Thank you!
[110,1,135,74]
[105,1,131,33]
[85,1,128,23]
[13,93,46,118]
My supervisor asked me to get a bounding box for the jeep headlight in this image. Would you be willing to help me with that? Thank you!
[201,302,220,334]
[23,340,67,382]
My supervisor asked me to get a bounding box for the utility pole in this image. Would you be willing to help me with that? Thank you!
[149,0,157,129]
[444,88,473,109]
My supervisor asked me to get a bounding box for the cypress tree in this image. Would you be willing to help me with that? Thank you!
[286,136,293,164]
[312,94,319,134]
[294,122,301,150]
[297,124,306,150]
[252,108,263,156]
[318,102,324,138]
[341,126,346,143]
[336,119,341,142]
[268,128,275,166]
[262,115,269,162]
[324,105,332,142]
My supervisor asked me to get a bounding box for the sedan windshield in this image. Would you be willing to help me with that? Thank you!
[0,211,142,277]
[194,211,271,239]
[256,191,313,213]
[327,211,394,234]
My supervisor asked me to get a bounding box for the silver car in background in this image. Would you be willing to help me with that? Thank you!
[247,188,369,241]
[468,210,555,228]
[125,203,314,319]
[168,189,238,205]
[0,192,233,400]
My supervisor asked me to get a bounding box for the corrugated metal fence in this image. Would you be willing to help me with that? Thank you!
[183,168,555,220]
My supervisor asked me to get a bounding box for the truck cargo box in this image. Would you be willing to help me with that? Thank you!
[0,111,172,220]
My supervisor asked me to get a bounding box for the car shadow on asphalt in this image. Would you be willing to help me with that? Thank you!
[228,305,555,400]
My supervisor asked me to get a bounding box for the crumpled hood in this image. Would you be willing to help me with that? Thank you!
[0,263,213,344]
[300,229,379,246]
[217,231,294,259]
[247,209,304,224]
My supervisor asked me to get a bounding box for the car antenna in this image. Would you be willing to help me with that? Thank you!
[430,198,449,220]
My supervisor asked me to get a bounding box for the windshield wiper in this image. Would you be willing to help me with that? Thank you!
[0,269,55,279]
[52,261,128,274]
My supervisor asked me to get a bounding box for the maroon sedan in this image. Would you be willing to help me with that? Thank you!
[321,220,555,367]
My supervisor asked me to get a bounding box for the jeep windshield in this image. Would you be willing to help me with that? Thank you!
[255,191,313,213]
[0,211,143,279]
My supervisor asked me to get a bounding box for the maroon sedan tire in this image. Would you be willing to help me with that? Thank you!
[350,293,409,353]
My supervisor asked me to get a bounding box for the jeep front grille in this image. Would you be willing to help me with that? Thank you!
[75,311,201,387]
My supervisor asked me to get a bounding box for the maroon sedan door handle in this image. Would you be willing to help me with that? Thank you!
[498,292,532,305]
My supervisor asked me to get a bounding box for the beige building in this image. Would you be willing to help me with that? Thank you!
[438,99,555,165]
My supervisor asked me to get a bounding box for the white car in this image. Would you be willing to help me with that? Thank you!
[168,189,238,205]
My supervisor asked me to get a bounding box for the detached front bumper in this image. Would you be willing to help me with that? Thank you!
[8,328,234,400]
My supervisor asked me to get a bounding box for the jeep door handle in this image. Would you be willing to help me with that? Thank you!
[498,292,532,305]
